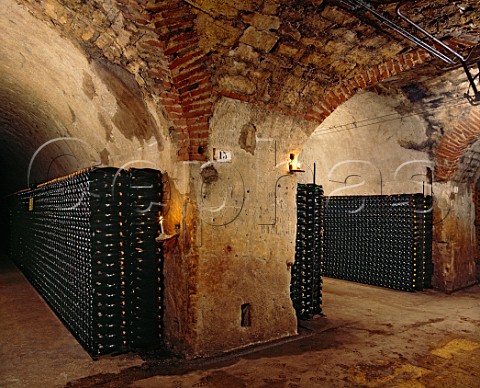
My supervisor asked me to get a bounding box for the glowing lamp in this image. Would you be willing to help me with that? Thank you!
[288,153,305,174]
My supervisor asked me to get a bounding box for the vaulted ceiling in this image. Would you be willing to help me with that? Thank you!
[15,0,480,123]
[0,0,479,196]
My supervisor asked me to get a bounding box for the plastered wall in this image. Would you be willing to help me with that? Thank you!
[433,182,478,293]
[0,0,178,188]
[180,98,314,356]
[299,91,432,196]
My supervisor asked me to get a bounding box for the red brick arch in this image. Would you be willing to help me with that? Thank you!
[305,47,434,122]
[126,0,213,161]
[435,107,480,181]
[305,37,475,120]
[219,38,475,124]
[303,38,480,183]
[127,0,477,165]
[307,39,480,183]
[217,45,436,123]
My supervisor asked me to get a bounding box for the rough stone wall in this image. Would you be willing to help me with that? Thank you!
[433,182,477,293]
[18,0,214,161]
[161,179,199,356]
[0,0,174,188]
[15,0,480,161]
[183,98,313,356]
[426,78,480,293]
[190,0,480,125]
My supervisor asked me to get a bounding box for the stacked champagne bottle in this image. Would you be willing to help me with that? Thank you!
[291,184,324,320]
[8,167,164,357]
[323,194,433,291]
[124,168,163,351]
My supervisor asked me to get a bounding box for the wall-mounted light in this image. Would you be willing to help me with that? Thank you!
[156,215,178,242]
[288,153,305,174]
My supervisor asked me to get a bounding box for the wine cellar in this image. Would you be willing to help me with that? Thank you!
[7,167,164,357]
[323,194,433,292]
[292,187,434,320]
[1,0,479,384]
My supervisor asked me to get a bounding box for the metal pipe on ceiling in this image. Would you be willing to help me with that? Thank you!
[332,0,480,102]
[396,2,466,63]
[336,0,455,63]
[396,1,480,101]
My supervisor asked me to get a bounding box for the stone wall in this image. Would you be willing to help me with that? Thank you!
[2,0,480,360]
[17,0,214,161]
[14,0,480,163]
[433,182,478,293]
[436,106,480,182]
[0,0,176,190]
[185,98,313,356]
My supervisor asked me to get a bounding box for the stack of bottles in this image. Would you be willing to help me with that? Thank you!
[323,194,433,292]
[124,169,163,350]
[89,168,126,355]
[414,195,434,290]
[291,184,324,320]
[7,167,163,357]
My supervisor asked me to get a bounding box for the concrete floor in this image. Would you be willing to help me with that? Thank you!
[1,254,479,388]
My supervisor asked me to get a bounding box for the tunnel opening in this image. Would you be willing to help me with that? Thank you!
[0,0,169,254]
[0,82,98,254]
[292,67,479,319]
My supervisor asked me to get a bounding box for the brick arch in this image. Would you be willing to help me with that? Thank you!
[306,38,479,183]
[305,37,476,124]
[435,107,480,181]
[129,0,476,164]
[127,1,213,161]
[218,36,476,127]
[217,45,435,123]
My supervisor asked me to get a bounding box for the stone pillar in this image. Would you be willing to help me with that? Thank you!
[432,182,478,292]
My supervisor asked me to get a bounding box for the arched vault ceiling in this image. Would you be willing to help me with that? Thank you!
[189,0,480,113]
[2,0,478,172]
[0,0,166,196]
[15,0,480,120]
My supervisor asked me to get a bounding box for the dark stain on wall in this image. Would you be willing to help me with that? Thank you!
[401,83,427,103]
[92,59,162,148]
[201,165,219,184]
[68,104,77,125]
[398,138,435,154]
[100,148,110,165]
[98,112,113,142]
[82,71,97,100]
[239,123,257,155]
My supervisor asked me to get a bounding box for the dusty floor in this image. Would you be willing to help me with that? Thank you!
[1,254,479,388]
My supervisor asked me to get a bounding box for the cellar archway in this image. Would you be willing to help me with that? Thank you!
[296,67,479,295]
[0,0,173,245]
[0,0,171,199]
[298,90,432,196]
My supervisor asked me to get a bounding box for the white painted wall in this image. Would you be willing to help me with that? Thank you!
[299,91,433,196]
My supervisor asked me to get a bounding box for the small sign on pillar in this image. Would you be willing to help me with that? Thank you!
[213,148,232,162]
